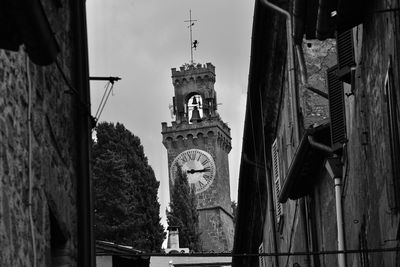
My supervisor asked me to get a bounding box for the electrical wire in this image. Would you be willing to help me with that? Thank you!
[94,81,110,118]
[26,51,37,267]
[94,81,115,121]
[55,59,93,119]
[247,86,265,225]
[94,246,400,257]
[259,88,280,267]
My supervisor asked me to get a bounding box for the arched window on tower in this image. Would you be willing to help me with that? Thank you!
[187,94,203,123]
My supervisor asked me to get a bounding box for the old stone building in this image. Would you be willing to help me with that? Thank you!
[0,1,94,266]
[162,63,234,252]
[233,0,400,266]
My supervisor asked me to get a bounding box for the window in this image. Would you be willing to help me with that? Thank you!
[384,60,400,211]
[271,139,283,229]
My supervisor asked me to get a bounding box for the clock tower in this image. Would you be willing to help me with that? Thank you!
[161,62,234,252]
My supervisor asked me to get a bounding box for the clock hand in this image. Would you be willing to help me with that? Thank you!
[187,168,210,174]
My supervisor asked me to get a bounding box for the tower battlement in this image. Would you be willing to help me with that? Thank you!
[171,63,215,82]
[161,119,232,153]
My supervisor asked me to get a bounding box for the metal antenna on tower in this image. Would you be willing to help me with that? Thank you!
[184,10,198,64]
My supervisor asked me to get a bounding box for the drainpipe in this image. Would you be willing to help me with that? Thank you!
[325,157,346,267]
[259,91,280,267]
[296,44,308,86]
[307,136,334,155]
[260,0,300,146]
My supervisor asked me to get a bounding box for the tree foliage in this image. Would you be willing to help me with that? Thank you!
[92,122,165,252]
[167,167,201,252]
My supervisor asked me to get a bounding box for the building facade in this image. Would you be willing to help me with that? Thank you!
[162,63,234,252]
[233,0,400,266]
[0,1,94,266]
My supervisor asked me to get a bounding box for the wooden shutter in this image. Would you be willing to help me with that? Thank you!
[271,139,283,223]
[327,65,347,151]
[336,29,355,83]
[259,243,265,267]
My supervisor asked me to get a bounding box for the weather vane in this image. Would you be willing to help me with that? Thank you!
[184,10,198,64]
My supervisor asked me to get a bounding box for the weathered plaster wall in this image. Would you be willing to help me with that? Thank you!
[343,3,400,266]
[261,39,338,266]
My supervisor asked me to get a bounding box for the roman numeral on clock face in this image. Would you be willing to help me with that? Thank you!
[201,159,209,165]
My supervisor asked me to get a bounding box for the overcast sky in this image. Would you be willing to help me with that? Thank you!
[86,0,254,229]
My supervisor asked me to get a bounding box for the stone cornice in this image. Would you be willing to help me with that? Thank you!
[197,205,234,219]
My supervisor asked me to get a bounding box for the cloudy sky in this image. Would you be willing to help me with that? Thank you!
[86,0,254,228]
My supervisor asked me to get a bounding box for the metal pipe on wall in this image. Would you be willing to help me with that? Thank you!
[308,135,334,155]
[334,177,346,267]
[325,158,346,267]
[259,2,302,266]
[259,89,280,267]
[260,0,300,147]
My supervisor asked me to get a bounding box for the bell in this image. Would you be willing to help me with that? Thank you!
[192,97,198,105]
[190,106,201,122]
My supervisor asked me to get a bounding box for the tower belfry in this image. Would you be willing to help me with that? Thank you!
[162,63,234,252]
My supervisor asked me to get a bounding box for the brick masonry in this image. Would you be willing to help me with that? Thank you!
[0,2,83,266]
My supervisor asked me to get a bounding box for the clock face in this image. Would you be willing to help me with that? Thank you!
[170,149,216,194]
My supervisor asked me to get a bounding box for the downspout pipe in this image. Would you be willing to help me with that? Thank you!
[260,0,300,145]
[325,158,346,267]
[259,2,299,266]
[333,176,346,267]
[308,135,334,155]
[296,43,308,86]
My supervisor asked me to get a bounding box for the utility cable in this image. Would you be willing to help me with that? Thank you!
[55,59,95,124]
[94,81,110,119]
[95,246,400,257]
[94,81,115,121]
[259,88,280,267]
[247,87,266,227]
[26,50,37,267]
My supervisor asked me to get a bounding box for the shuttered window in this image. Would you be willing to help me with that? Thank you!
[259,243,265,267]
[384,62,400,210]
[327,65,347,151]
[271,139,283,224]
[336,29,355,83]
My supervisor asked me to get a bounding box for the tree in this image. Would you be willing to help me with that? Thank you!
[92,122,165,252]
[167,167,201,251]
